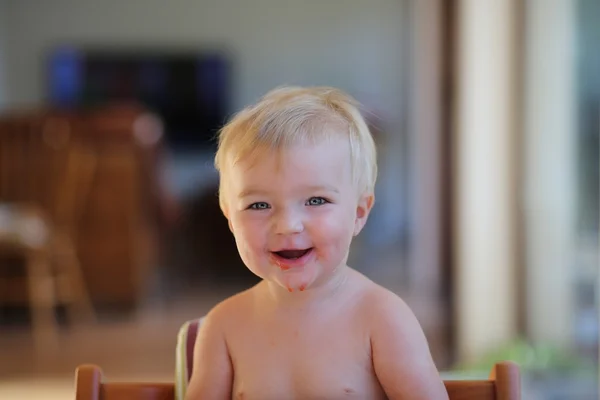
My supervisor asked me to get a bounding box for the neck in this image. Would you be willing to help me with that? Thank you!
[261,265,351,312]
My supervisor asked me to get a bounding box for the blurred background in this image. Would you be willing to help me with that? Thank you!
[0,0,597,398]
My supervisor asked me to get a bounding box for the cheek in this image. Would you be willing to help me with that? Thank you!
[230,215,266,253]
[309,209,355,248]
[229,218,267,276]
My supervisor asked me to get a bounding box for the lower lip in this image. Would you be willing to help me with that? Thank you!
[270,248,315,270]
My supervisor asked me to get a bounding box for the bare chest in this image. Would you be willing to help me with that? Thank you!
[226,319,385,400]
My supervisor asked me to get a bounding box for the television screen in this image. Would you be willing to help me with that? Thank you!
[47,47,231,150]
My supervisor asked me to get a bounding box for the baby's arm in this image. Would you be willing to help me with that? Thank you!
[370,292,449,400]
[185,309,233,400]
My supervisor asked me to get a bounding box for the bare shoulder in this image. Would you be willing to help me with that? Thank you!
[360,282,449,400]
[345,270,415,327]
[348,272,431,352]
[360,283,420,334]
[202,286,255,327]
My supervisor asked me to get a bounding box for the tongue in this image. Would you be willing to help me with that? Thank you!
[276,249,310,259]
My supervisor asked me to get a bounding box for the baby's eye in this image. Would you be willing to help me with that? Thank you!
[306,197,328,206]
[248,202,270,210]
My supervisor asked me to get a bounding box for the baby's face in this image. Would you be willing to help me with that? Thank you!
[223,136,372,292]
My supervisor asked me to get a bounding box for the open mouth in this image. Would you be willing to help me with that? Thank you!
[273,248,313,260]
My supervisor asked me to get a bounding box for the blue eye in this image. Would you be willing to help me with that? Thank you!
[249,202,270,210]
[306,197,328,206]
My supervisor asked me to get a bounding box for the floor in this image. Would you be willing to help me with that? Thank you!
[0,290,229,399]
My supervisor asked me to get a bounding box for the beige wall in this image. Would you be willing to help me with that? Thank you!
[0,0,8,109]
[1,0,405,117]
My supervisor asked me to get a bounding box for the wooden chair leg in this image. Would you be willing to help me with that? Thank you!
[55,236,95,324]
[26,249,60,351]
[64,246,96,323]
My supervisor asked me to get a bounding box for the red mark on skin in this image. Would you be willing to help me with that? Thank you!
[287,287,293,292]
[299,285,306,291]
[271,254,291,270]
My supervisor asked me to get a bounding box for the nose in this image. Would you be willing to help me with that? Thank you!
[272,208,304,235]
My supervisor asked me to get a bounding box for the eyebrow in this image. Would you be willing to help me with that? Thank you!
[237,185,340,199]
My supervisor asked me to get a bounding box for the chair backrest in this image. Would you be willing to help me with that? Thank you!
[75,362,520,400]
[76,364,174,400]
[444,362,521,399]
[175,318,203,399]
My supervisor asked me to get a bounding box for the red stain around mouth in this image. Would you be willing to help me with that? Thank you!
[270,254,291,270]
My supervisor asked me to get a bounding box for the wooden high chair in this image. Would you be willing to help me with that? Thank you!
[74,361,521,400]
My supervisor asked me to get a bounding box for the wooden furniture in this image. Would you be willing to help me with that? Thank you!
[74,362,521,400]
[445,362,521,399]
[0,111,96,348]
[0,106,174,311]
[74,106,172,309]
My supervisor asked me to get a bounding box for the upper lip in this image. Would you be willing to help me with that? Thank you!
[270,247,313,252]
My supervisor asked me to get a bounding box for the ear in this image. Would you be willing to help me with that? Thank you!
[223,212,234,233]
[353,193,374,236]
[220,202,234,233]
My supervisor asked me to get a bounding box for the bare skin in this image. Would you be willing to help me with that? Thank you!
[186,267,449,400]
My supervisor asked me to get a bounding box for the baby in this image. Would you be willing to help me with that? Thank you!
[186,86,448,400]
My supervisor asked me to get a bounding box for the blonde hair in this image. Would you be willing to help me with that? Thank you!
[214,86,377,211]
